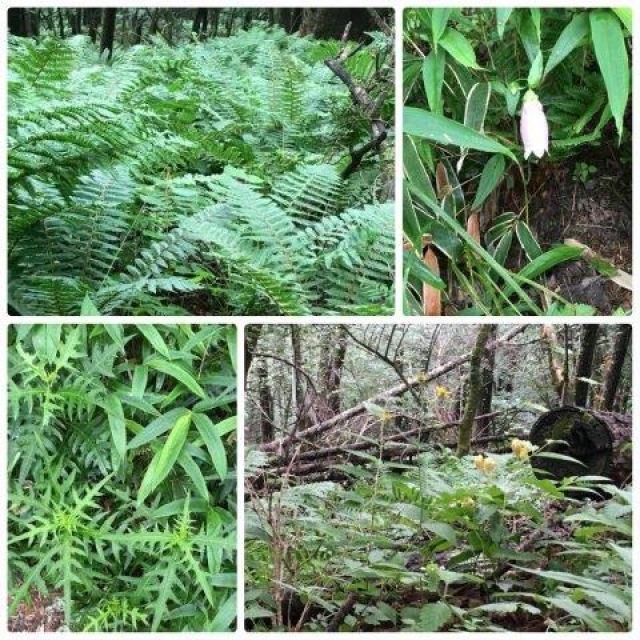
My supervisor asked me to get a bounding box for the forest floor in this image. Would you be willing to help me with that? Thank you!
[517,139,632,313]
[8,589,65,632]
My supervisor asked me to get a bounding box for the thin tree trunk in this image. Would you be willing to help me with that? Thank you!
[100,8,117,60]
[149,9,159,35]
[319,326,348,415]
[243,9,253,30]
[475,325,496,435]
[8,8,29,37]
[226,9,236,37]
[211,9,220,37]
[456,325,493,456]
[574,325,600,407]
[601,325,631,411]
[57,8,65,38]
[258,361,275,443]
[540,325,565,404]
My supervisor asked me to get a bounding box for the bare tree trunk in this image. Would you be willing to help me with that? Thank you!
[456,325,493,456]
[244,325,262,386]
[243,9,253,30]
[574,325,600,407]
[57,8,65,38]
[149,8,159,35]
[258,361,275,443]
[8,8,29,37]
[475,325,496,435]
[290,326,310,431]
[211,9,220,37]
[320,326,348,415]
[226,9,236,37]
[540,325,565,404]
[100,8,117,60]
[601,325,631,411]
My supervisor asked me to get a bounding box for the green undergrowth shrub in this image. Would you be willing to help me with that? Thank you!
[8,324,237,631]
[8,26,394,316]
[246,448,631,631]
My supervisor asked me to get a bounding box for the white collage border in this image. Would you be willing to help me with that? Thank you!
[0,1,637,638]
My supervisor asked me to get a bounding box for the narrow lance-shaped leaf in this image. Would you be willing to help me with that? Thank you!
[192,412,228,480]
[543,12,589,78]
[146,358,206,399]
[405,107,516,161]
[590,10,629,142]
[138,411,192,502]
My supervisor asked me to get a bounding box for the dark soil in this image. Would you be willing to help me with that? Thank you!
[529,142,632,313]
[8,589,65,632]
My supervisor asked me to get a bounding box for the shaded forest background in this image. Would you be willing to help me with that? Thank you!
[8,7,391,52]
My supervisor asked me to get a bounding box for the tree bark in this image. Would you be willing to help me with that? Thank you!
[211,9,220,37]
[476,325,496,435]
[8,8,29,37]
[456,325,493,456]
[226,9,236,37]
[320,326,348,414]
[601,325,631,411]
[258,361,275,443]
[100,8,117,60]
[529,407,631,487]
[57,8,65,38]
[574,325,600,407]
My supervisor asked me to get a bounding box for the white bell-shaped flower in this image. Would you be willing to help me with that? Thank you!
[520,89,549,160]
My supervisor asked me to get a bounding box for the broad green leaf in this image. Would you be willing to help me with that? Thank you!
[178,451,209,499]
[32,324,60,363]
[103,394,127,463]
[417,602,453,632]
[431,8,451,51]
[422,49,445,115]
[207,593,237,632]
[193,412,228,480]
[494,230,513,265]
[213,415,237,437]
[136,324,170,358]
[544,12,589,78]
[146,358,206,398]
[527,50,543,88]
[439,28,482,70]
[405,108,516,160]
[612,8,632,32]
[80,294,100,315]
[471,155,505,210]
[131,365,148,399]
[515,221,543,260]
[590,10,629,141]
[138,411,192,502]
[405,251,446,290]
[517,244,583,281]
[496,8,513,38]
[128,407,190,449]
[463,82,491,132]
[516,12,540,63]
[226,326,237,373]
[404,135,437,200]
[403,180,422,254]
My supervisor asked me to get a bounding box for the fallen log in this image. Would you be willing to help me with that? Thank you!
[529,407,632,487]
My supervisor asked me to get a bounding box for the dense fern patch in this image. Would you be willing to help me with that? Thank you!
[8,26,394,316]
[8,324,237,631]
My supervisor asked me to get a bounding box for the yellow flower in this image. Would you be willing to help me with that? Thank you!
[460,496,475,508]
[482,458,497,473]
[511,438,533,459]
[474,455,497,474]
[435,384,451,399]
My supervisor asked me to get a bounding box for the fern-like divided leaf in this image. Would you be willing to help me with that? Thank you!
[8,26,394,316]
